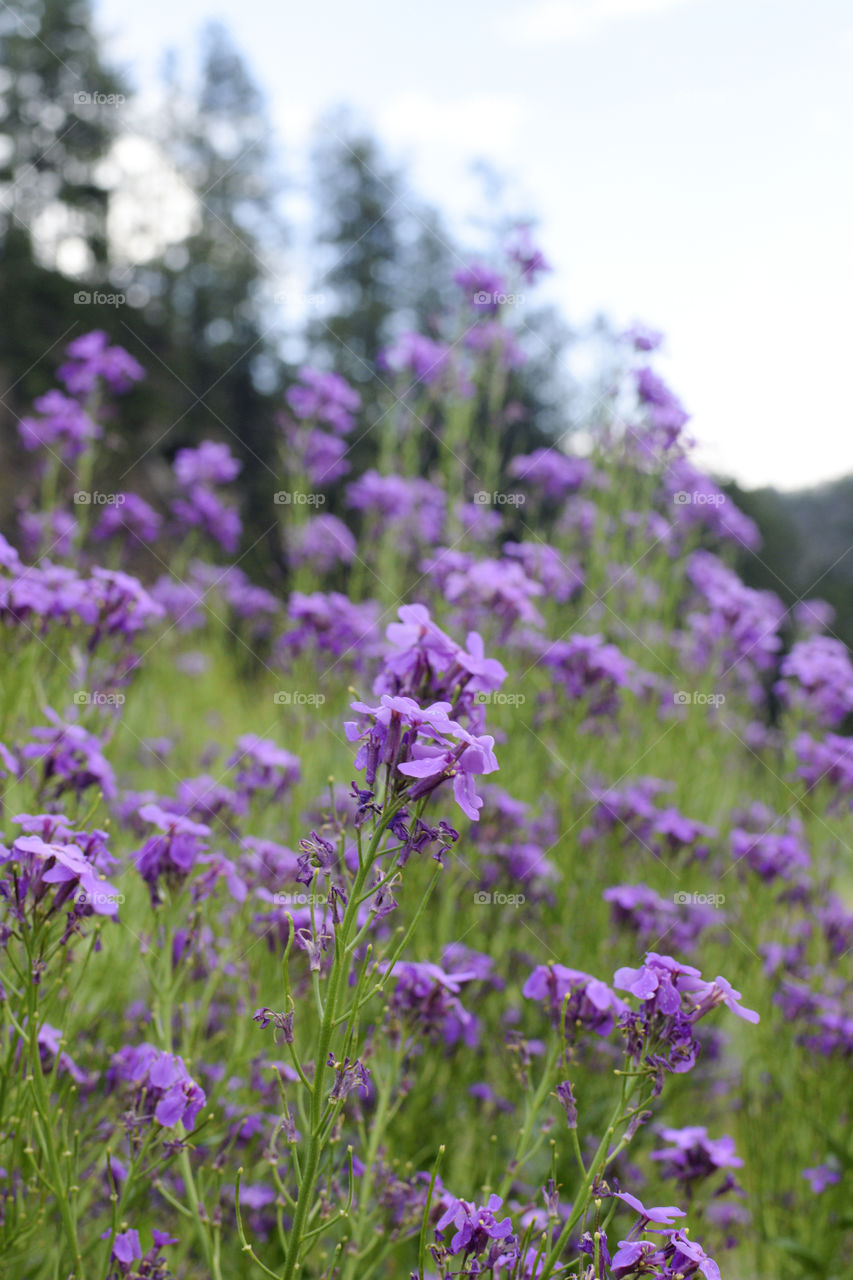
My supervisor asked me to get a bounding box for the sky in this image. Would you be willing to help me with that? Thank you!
[93,0,853,491]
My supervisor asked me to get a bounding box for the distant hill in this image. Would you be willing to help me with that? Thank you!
[725,476,853,647]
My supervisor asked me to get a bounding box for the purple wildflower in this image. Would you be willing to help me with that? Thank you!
[57,331,144,397]
[803,1162,841,1193]
[650,1126,743,1192]
[109,1042,206,1129]
[435,1192,517,1265]
[18,390,100,460]
[286,366,360,435]
[523,964,626,1039]
[452,263,508,313]
[614,1191,685,1225]
[173,441,241,487]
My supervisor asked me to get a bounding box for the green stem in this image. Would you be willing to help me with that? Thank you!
[280,804,406,1280]
[156,902,222,1280]
[24,932,84,1277]
[538,1076,634,1279]
[498,1038,560,1198]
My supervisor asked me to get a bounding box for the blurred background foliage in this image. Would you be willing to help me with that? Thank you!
[0,0,846,638]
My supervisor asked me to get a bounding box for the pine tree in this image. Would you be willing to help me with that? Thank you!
[120,22,289,575]
[0,0,125,396]
[308,114,404,384]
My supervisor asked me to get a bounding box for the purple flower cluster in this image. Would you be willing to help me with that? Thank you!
[530,633,642,719]
[609,1227,721,1280]
[508,449,592,502]
[664,457,760,550]
[503,540,585,604]
[2,814,120,923]
[441,557,545,636]
[729,804,810,883]
[92,493,163,546]
[452,263,508,313]
[346,693,498,821]
[172,441,242,553]
[57,330,145,397]
[634,366,690,446]
[134,803,211,897]
[604,883,722,953]
[286,513,356,572]
[776,635,853,728]
[0,241,834,1279]
[18,390,101,461]
[523,963,626,1039]
[384,958,480,1048]
[684,551,784,698]
[506,225,551,283]
[581,779,716,863]
[379,331,452,388]
[286,366,360,434]
[614,952,758,1075]
[347,470,446,549]
[434,1192,518,1272]
[650,1125,743,1194]
[279,590,381,666]
[105,1227,177,1277]
[21,708,117,802]
[108,1042,206,1129]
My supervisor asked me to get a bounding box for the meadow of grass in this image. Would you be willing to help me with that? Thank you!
[0,261,851,1280]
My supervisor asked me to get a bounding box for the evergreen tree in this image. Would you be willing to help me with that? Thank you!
[0,0,129,521]
[0,0,124,395]
[121,23,289,575]
[308,115,404,384]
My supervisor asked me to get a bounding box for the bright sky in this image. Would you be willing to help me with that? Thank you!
[94,0,853,490]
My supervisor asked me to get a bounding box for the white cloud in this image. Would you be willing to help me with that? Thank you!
[378,92,527,161]
[375,91,530,226]
[501,0,692,46]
